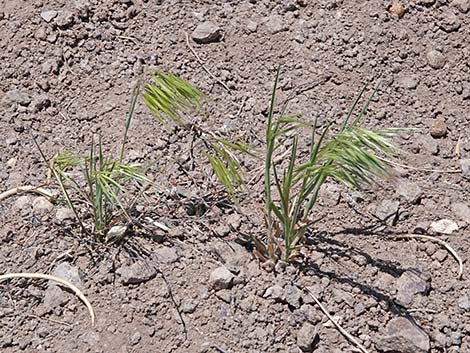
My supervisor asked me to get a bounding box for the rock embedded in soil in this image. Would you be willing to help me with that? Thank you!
[439,12,461,32]
[460,159,470,179]
[55,207,75,223]
[116,261,157,285]
[426,49,446,69]
[429,219,459,234]
[209,266,235,290]
[451,202,470,223]
[297,322,318,352]
[284,284,302,308]
[153,246,178,264]
[191,21,222,44]
[54,11,74,28]
[396,180,423,204]
[430,117,447,138]
[40,10,58,23]
[377,317,430,353]
[394,270,431,307]
[6,89,31,106]
[32,196,54,214]
[265,15,288,34]
[264,285,284,301]
[458,296,470,311]
[374,199,400,224]
[453,0,470,13]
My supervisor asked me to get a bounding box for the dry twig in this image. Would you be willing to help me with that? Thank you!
[378,156,460,174]
[389,234,463,279]
[0,185,53,202]
[302,286,370,353]
[184,32,231,93]
[0,273,95,326]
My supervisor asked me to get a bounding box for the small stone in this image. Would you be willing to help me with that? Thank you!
[265,15,288,34]
[41,58,61,75]
[54,11,74,28]
[246,20,258,33]
[429,219,459,234]
[432,249,448,262]
[396,181,423,204]
[14,195,31,210]
[6,89,31,106]
[6,158,17,168]
[153,246,178,264]
[55,207,75,222]
[377,317,430,353]
[418,0,436,5]
[32,196,54,213]
[430,117,447,138]
[439,12,461,32]
[374,199,400,224]
[209,266,234,290]
[394,270,430,307]
[181,299,198,314]
[128,331,141,346]
[390,1,406,18]
[264,285,284,301]
[53,262,83,288]
[451,202,470,223]
[460,159,470,179]
[458,296,470,311]
[284,285,302,308]
[426,49,446,69]
[191,21,222,44]
[116,262,157,285]
[40,10,58,23]
[453,0,470,13]
[418,135,439,155]
[297,322,318,352]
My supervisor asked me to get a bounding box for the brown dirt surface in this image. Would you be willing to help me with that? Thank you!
[1,1,470,352]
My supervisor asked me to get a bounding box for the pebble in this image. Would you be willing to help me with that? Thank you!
[32,196,54,213]
[265,15,288,34]
[6,158,17,168]
[458,295,470,311]
[245,20,258,33]
[460,159,470,179]
[377,317,430,353]
[6,89,31,106]
[394,270,430,307]
[54,11,74,28]
[209,266,235,290]
[14,195,31,210]
[451,202,470,223]
[396,180,423,204]
[374,199,400,224]
[389,1,406,18]
[426,49,446,69]
[55,207,75,222]
[264,285,284,301]
[128,331,141,346]
[453,0,470,13]
[429,219,459,234]
[430,117,447,138]
[297,322,318,352]
[153,246,178,264]
[40,10,58,23]
[191,21,222,44]
[284,285,302,308]
[439,12,461,32]
[116,261,157,285]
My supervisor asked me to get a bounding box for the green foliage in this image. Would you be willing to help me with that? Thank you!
[254,67,400,263]
[143,72,248,199]
[37,87,150,242]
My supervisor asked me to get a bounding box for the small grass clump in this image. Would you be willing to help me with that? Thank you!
[37,87,150,243]
[144,69,401,265]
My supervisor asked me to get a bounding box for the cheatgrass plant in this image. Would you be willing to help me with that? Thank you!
[36,86,150,242]
[142,69,401,264]
[143,71,251,199]
[254,67,401,263]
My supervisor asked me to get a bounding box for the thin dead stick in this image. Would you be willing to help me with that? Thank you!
[0,273,95,326]
[378,156,460,174]
[0,185,53,202]
[184,32,231,93]
[389,234,463,279]
[302,286,370,353]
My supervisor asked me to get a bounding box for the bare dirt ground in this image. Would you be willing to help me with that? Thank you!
[1,0,470,352]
